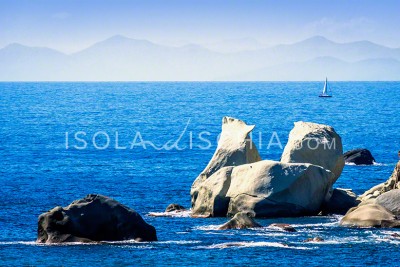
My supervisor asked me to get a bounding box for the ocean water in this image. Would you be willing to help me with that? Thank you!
[0,82,399,266]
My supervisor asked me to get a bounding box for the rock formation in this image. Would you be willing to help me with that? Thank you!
[340,204,400,228]
[281,121,344,183]
[343,148,375,165]
[359,160,400,202]
[191,117,261,211]
[37,194,157,243]
[191,118,343,218]
[226,160,333,217]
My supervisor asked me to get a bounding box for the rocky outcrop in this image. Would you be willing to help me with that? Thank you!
[343,149,375,165]
[226,160,333,217]
[281,121,344,183]
[165,204,186,213]
[37,194,157,243]
[375,189,400,215]
[191,117,261,211]
[191,118,342,218]
[340,204,400,228]
[321,188,360,215]
[218,212,262,230]
[359,160,400,202]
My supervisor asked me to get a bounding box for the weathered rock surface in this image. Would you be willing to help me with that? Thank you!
[343,148,375,165]
[340,204,400,228]
[269,223,297,232]
[321,188,360,215]
[359,160,400,202]
[37,194,157,243]
[165,203,186,213]
[281,121,344,183]
[191,117,261,216]
[375,189,400,215]
[226,160,333,217]
[191,167,233,217]
[218,212,262,230]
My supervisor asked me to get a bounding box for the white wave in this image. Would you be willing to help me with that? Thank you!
[0,241,37,246]
[147,210,192,218]
[192,225,221,231]
[345,162,387,166]
[290,221,339,228]
[196,241,312,250]
[157,240,202,245]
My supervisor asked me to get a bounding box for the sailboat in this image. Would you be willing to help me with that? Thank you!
[319,77,332,97]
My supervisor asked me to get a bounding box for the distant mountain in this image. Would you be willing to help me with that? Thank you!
[0,35,399,81]
[203,38,268,53]
[230,56,400,81]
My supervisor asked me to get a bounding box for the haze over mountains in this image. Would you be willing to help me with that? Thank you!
[0,35,399,81]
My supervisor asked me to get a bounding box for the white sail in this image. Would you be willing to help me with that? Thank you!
[322,77,328,95]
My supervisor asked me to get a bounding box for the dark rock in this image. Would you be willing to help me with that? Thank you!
[165,204,186,213]
[391,233,400,238]
[344,149,375,165]
[321,188,360,215]
[304,237,324,242]
[218,212,262,230]
[37,194,157,244]
[269,223,297,232]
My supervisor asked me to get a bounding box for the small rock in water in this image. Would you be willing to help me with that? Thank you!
[165,203,186,213]
[269,223,297,232]
[218,212,262,230]
[391,233,400,238]
[304,237,324,242]
[343,148,375,165]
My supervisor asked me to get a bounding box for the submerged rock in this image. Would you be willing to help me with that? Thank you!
[165,203,186,213]
[340,204,400,228]
[375,189,400,215]
[359,160,400,202]
[37,194,157,243]
[281,121,344,183]
[226,160,333,217]
[269,223,297,232]
[343,149,375,165]
[218,212,262,230]
[321,188,360,215]
[304,237,324,242]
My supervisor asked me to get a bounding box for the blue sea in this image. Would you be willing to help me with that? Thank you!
[0,82,399,266]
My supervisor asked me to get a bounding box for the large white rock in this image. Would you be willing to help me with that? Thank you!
[281,121,344,183]
[191,117,261,210]
[340,204,400,228]
[375,189,400,215]
[226,160,334,217]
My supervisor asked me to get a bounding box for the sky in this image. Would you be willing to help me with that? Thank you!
[1,0,399,53]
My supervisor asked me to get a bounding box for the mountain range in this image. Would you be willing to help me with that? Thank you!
[1,35,399,81]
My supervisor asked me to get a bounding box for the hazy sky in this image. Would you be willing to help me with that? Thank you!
[1,0,399,52]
